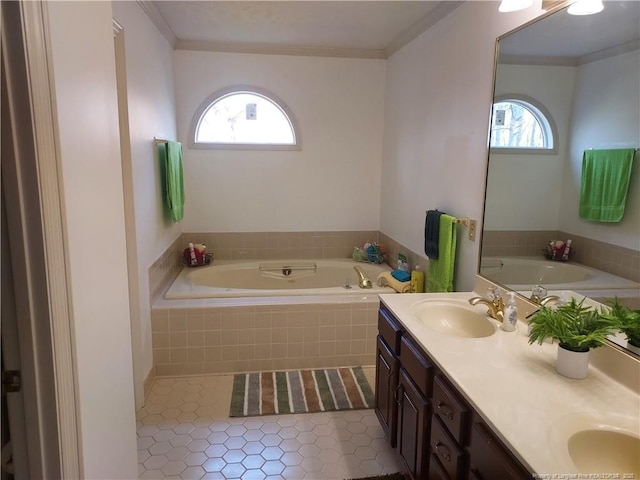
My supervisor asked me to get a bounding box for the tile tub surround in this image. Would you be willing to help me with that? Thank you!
[149,231,430,302]
[151,301,379,377]
[182,231,380,263]
[482,230,639,283]
[150,231,380,302]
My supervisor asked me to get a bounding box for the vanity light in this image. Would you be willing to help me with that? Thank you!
[567,0,604,15]
[498,0,534,12]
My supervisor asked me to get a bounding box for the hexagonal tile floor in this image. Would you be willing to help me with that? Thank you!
[137,367,401,479]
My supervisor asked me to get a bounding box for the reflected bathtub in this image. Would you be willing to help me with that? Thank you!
[164,258,394,299]
[480,256,639,291]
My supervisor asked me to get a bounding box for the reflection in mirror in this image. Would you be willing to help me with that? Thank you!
[480,2,640,356]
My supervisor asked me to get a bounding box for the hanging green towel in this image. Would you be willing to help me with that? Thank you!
[159,140,185,222]
[579,148,635,222]
[427,214,457,293]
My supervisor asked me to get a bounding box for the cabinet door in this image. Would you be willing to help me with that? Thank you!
[375,335,399,446]
[469,420,531,480]
[396,369,429,480]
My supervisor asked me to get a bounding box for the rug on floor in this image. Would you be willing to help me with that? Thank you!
[346,474,406,480]
[229,366,375,417]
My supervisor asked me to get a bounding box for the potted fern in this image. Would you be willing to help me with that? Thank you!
[528,298,618,379]
[602,298,640,353]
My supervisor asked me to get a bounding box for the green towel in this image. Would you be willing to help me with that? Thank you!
[159,140,185,222]
[427,214,457,293]
[579,148,635,222]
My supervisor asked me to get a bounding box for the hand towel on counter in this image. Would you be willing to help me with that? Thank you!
[377,272,411,293]
[427,214,457,293]
[159,140,185,222]
[579,148,636,222]
[424,210,443,259]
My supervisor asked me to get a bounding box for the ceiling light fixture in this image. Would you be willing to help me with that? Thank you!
[498,0,534,13]
[567,0,604,15]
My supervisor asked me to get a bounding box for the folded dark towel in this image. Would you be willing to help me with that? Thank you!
[425,210,443,259]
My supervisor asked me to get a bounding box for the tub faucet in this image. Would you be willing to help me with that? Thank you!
[530,285,560,306]
[468,289,505,321]
[354,265,372,289]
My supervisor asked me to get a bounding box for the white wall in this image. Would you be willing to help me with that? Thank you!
[380,2,542,291]
[561,49,640,250]
[46,1,137,478]
[174,51,386,232]
[112,0,179,406]
[485,64,576,230]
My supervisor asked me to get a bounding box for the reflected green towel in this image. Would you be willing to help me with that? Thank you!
[427,214,457,293]
[579,148,635,222]
[159,140,185,222]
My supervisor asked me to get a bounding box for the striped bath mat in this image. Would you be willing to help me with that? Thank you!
[229,366,374,417]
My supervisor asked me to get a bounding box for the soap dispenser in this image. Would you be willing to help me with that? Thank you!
[502,292,518,332]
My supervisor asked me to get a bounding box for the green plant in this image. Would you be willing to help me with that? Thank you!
[528,298,618,352]
[601,298,640,348]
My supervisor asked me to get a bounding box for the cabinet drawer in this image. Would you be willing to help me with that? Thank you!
[433,374,471,446]
[430,415,467,480]
[399,335,434,398]
[469,420,531,480]
[429,454,452,480]
[378,305,402,354]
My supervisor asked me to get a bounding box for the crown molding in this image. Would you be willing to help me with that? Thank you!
[578,39,640,66]
[175,40,386,60]
[499,54,578,66]
[385,1,464,58]
[139,0,460,60]
[136,0,177,48]
[499,39,640,67]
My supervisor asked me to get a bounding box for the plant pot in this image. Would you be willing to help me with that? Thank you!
[556,344,589,379]
[626,339,640,356]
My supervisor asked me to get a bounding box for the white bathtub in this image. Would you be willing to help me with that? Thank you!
[480,256,639,291]
[164,258,395,299]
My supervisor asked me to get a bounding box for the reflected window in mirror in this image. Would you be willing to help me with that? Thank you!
[490,96,556,152]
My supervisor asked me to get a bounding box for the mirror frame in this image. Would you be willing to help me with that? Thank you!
[479,1,640,359]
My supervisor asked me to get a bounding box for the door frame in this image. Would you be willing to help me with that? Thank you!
[1,1,81,477]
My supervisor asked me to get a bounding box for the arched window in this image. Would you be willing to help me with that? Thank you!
[490,95,557,153]
[189,87,299,150]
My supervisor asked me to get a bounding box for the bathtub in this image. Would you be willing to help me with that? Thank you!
[480,256,639,292]
[164,258,395,299]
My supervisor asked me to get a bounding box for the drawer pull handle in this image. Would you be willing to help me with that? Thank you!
[435,441,452,462]
[436,401,454,420]
[394,384,404,405]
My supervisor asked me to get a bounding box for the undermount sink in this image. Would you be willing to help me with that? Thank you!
[409,299,497,338]
[550,413,640,476]
[569,429,640,475]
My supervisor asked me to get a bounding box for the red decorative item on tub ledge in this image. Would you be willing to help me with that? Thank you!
[543,239,574,262]
[183,243,213,267]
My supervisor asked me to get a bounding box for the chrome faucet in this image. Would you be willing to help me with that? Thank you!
[468,288,505,321]
[530,285,560,306]
[354,265,372,289]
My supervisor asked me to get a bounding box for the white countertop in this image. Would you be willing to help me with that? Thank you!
[379,291,640,476]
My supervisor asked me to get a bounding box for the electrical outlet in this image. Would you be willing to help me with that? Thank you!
[469,219,477,241]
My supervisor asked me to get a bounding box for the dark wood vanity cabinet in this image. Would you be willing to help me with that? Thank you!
[375,336,398,444]
[396,335,433,480]
[376,304,532,480]
[375,306,402,446]
[468,417,531,480]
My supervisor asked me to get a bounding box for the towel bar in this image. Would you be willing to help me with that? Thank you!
[425,211,470,227]
[154,137,168,145]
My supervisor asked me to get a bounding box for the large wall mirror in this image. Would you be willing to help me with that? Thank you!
[480,1,640,356]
